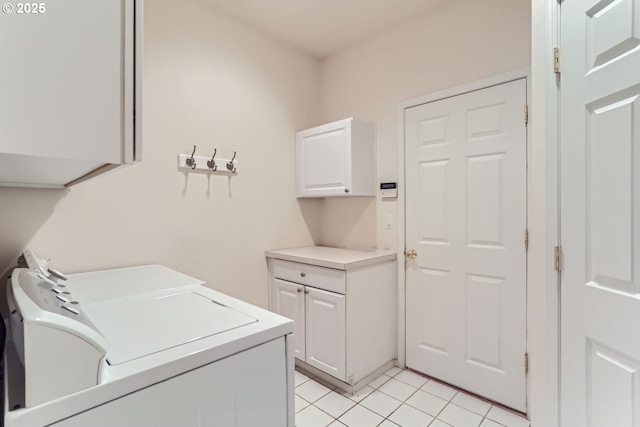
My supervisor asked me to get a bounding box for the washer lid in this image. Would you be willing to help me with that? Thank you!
[84,291,258,365]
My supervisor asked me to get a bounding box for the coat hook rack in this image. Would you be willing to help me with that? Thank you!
[177,148,238,175]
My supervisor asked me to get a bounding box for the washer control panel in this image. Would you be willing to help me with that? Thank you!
[12,268,101,335]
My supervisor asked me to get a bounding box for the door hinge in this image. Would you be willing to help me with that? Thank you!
[554,48,561,74]
[524,230,529,250]
[554,246,562,272]
[524,104,529,125]
[524,353,529,374]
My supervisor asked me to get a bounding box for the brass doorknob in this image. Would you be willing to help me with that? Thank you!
[405,249,417,259]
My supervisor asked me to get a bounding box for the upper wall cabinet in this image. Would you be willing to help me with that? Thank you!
[0,0,142,189]
[296,118,375,198]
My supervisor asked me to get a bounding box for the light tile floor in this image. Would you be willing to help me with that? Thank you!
[295,367,530,427]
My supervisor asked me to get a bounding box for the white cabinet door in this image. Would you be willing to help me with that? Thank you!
[296,118,375,198]
[305,287,346,381]
[270,279,306,360]
[0,0,140,187]
[297,119,352,197]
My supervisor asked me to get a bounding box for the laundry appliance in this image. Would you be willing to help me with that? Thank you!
[3,251,294,427]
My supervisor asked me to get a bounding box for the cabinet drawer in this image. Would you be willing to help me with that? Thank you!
[305,265,345,295]
[272,260,307,285]
[271,260,346,294]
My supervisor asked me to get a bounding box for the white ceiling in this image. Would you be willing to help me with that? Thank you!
[204,0,447,58]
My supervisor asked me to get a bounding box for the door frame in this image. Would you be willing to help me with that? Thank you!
[529,1,561,426]
[396,67,535,413]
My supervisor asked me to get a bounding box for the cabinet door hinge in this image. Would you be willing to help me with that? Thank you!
[524,230,529,250]
[554,48,562,74]
[524,104,529,125]
[524,353,529,374]
[554,246,562,272]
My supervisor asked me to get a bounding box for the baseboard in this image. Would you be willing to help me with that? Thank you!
[295,359,396,395]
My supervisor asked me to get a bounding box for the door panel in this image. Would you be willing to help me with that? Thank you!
[467,154,504,247]
[270,279,305,360]
[588,340,640,427]
[560,0,640,425]
[405,79,527,411]
[587,94,638,293]
[305,287,346,381]
[419,160,449,243]
[466,274,503,371]
[417,268,449,355]
[586,0,638,70]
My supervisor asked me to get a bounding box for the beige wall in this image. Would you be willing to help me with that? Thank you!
[320,0,531,250]
[0,0,323,308]
[318,0,539,420]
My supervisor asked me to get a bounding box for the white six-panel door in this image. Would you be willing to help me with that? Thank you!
[405,79,528,411]
[560,1,640,425]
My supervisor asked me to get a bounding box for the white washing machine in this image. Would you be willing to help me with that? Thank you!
[3,251,294,427]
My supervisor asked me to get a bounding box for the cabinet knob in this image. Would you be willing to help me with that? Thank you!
[304,290,309,294]
[300,272,306,277]
[344,189,350,193]
[297,287,303,293]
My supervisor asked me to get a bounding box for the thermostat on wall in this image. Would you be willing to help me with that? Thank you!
[380,182,397,198]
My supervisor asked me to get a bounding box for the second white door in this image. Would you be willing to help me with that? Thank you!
[405,79,527,411]
[559,0,640,425]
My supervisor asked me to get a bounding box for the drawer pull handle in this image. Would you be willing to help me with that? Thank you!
[297,288,303,293]
[300,272,306,277]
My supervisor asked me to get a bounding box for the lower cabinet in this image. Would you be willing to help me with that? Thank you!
[270,279,307,360]
[266,248,397,392]
[271,279,346,380]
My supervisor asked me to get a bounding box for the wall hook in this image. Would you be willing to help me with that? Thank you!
[186,145,197,169]
[226,151,237,173]
[207,148,218,171]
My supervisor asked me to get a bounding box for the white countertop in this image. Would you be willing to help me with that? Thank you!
[265,246,397,270]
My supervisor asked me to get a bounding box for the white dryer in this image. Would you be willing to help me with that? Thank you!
[3,251,294,427]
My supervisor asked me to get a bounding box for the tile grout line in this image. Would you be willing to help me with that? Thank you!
[363,374,453,427]
[295,368,527,427]
[377,381,425,425]
[350,373,434,426]
[337,373,401,426]
[427,389,459,425]
[362,372,419,424]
